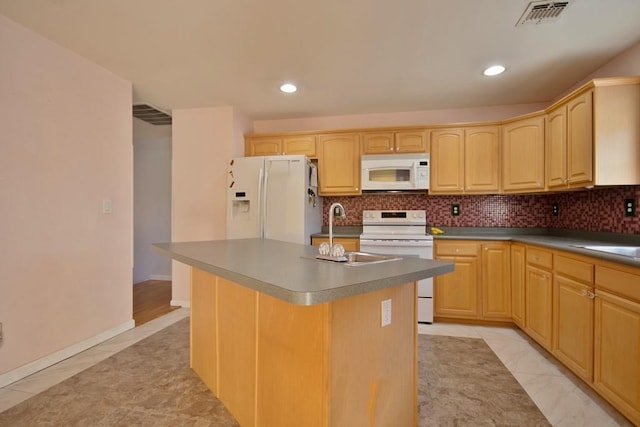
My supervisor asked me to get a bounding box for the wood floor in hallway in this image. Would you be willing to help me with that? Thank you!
[133,280,179,326]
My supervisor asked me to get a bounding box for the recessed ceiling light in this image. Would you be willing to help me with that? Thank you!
[279,83,297,93]
[483,65,506,76]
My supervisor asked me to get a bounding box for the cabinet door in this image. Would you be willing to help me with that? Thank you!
[283,135,316,157]
[434,255,480,319]
[594,290,640,425]
[482,242,511,320]
[395,130,428,153]
[502,116,545,192]
[546,106,567,188]
[430,129,464,194]
[362,132,394,154]
[311,237,359,252]
[511,244,526,328]
[246,137,282,156]
[464,127,500,193]
[317,134,361,195]
[553,275,594,382]
[525,265,553,350]
[567,90,594,186]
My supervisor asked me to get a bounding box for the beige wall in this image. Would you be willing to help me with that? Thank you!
[253,103,548,134]
[0,15,133,381]
[171,107,248,305]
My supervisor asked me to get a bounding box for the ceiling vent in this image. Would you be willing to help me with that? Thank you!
[516,1,571,26]
[132,103,172,126]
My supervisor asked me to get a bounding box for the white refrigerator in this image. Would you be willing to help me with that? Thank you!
[227,155,322,244]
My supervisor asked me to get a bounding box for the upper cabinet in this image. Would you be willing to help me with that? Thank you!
[245,77,640,196]
[546,79,640,189]
[317,133,361,195]
[430,129,464,193]
[430,126,500,194]
[245,135,316,158]
[362,130,428,154]
[546,91,593,189]
[502,114,545,193]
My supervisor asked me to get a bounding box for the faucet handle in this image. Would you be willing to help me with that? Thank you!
[318,242,330,255]
[331,244,345,257]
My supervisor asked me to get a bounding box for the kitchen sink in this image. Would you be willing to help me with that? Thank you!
[573,245,640,259]
[308,251,401,266]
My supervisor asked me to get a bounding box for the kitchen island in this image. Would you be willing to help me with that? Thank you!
[153,238,453,427]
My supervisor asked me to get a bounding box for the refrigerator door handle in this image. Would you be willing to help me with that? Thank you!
[258,167,265,238]
[262,165,269,239]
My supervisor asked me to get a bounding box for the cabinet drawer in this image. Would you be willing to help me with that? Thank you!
[596,266,640,303]
[435,241,479,257]
[526,247,553,269]
[555,255,593,284]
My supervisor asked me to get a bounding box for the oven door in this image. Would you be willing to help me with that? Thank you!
[359,238,434,323]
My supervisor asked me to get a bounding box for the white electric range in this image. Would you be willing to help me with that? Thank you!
[359,209,434,323]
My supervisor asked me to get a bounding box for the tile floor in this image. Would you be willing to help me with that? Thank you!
[0,310,632,426]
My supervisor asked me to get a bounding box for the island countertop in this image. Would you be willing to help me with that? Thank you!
[153,238,453,305]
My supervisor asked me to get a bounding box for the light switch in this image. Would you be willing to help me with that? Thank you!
[102,199,113,214]
[381,299,392,327]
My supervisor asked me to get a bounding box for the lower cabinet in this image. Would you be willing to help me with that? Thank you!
[552,255,595,382]
[524,247,553,350]
[434,240,510,322]
[593,266,640,426]
[510,244,526,328]
[438,240,640,425]
[311,236,359,252]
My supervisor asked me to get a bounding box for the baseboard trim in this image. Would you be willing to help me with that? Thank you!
[149,274,172,281]
[0,319,135,388]
[170,299,190,308]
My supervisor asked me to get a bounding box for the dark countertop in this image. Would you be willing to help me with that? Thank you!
[313,226,640,268]
[433,227,640,268]
[153,238,454,306]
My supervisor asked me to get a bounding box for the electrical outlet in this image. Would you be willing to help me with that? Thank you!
[552,203,559,216]
[381,299,392,327]
[624,199,636,217]
[102,199,112,214]
[451,204,461,216]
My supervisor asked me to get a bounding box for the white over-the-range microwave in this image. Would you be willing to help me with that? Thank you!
[361,153,429,191]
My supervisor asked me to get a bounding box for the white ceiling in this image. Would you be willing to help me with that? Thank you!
[1,0,640,120]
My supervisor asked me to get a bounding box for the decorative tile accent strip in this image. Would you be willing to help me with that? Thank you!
[322,186,639,235]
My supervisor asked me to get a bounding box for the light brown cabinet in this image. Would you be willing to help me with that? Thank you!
[434,241,480,319]
[547,80,640,189]
[317,133,361,195]
[546,91,593,189]
[429,129,464,194]
[245,135,317,157]
[502,115,545,192]
[362,130,428,154]
[593,265,640,425]
[510,244,526,328]
[481,242,512,320]
[430,126,500,194]
[525,246,553,350]
[553,255,595,382]
[434,240,511,322]
[311,236,359,252]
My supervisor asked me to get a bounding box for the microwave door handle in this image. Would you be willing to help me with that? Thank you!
[413,163,418,185]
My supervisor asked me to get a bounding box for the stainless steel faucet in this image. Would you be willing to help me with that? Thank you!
[329,202,346,253]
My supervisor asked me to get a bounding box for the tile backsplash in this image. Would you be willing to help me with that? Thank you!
[323,186,640,235]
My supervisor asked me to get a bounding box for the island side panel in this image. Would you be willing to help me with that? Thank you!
[190,268,218,393]
[256,293,329,427]
[217,277,258,427]
[329,282,417,427]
